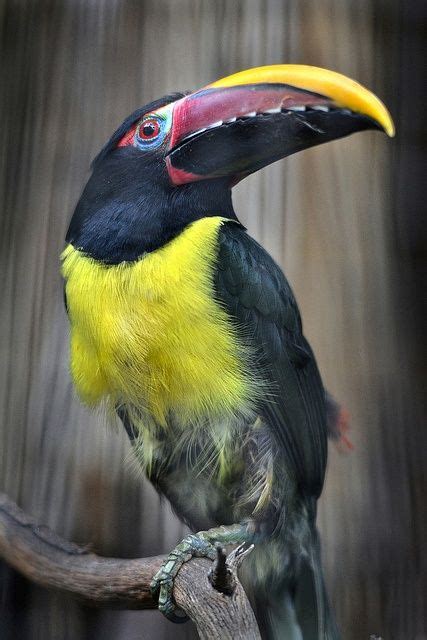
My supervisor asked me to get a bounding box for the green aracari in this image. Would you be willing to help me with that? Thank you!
[61,65,394,639]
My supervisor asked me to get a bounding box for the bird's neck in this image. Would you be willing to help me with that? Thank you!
[66,157,240,263]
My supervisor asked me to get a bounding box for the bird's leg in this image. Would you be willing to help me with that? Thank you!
[150,522,251,622]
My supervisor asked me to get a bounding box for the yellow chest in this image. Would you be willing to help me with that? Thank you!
[61,217,253,425]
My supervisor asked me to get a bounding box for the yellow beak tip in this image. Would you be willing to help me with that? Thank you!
[385,121,396,138]
[376,113,395,138]
[209,64,396,139]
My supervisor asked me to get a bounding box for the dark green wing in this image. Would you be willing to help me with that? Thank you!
[215,222,327,499]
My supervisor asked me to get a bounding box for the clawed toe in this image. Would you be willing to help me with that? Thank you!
[151,533,217,622]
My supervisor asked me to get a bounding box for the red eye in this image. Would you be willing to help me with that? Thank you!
[138,118,160,140]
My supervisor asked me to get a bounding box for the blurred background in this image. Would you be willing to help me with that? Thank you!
[0,1,425,638]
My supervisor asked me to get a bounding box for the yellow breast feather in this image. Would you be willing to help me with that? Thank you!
[61,217,258,429]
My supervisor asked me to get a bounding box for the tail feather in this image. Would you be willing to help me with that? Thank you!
[263,593,303,640]
[256,533,340,640]
[293,538,340,640]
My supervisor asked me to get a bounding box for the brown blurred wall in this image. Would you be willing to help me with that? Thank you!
[0,1,425,639]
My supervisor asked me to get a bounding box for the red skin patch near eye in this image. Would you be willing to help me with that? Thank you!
[117,124,137,148]
[165,157,203,185]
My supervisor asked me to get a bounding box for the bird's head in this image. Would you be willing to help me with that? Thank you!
[102,64,393,183]
[68,65,394,261]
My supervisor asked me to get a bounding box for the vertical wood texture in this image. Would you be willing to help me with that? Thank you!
[0,1,424,639]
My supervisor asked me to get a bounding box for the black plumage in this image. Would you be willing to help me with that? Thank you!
[63,66,392,637]
[215,223,327,503]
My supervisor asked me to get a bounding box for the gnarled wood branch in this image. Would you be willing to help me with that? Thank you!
[0,493,261,640]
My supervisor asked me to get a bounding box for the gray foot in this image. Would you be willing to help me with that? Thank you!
[150,524,247,623]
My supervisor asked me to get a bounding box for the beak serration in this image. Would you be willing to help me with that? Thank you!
[208,64,395,137]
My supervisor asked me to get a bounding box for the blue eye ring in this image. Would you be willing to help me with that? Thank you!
[134,114,168,150]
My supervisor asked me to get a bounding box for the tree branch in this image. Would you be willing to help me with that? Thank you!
[0,493,261,639]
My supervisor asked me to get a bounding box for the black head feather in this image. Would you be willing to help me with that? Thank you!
[66,93,240,263]
[92,93,187,167]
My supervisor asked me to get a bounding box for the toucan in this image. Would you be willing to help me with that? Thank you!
[62,65,394,639]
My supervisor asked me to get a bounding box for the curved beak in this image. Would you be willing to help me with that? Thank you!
[162,65,394,185]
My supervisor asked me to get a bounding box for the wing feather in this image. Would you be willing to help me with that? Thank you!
[215,223,327,498]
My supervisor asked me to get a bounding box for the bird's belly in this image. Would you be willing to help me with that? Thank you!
[61,217,258,425]
[145,412,277,531]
